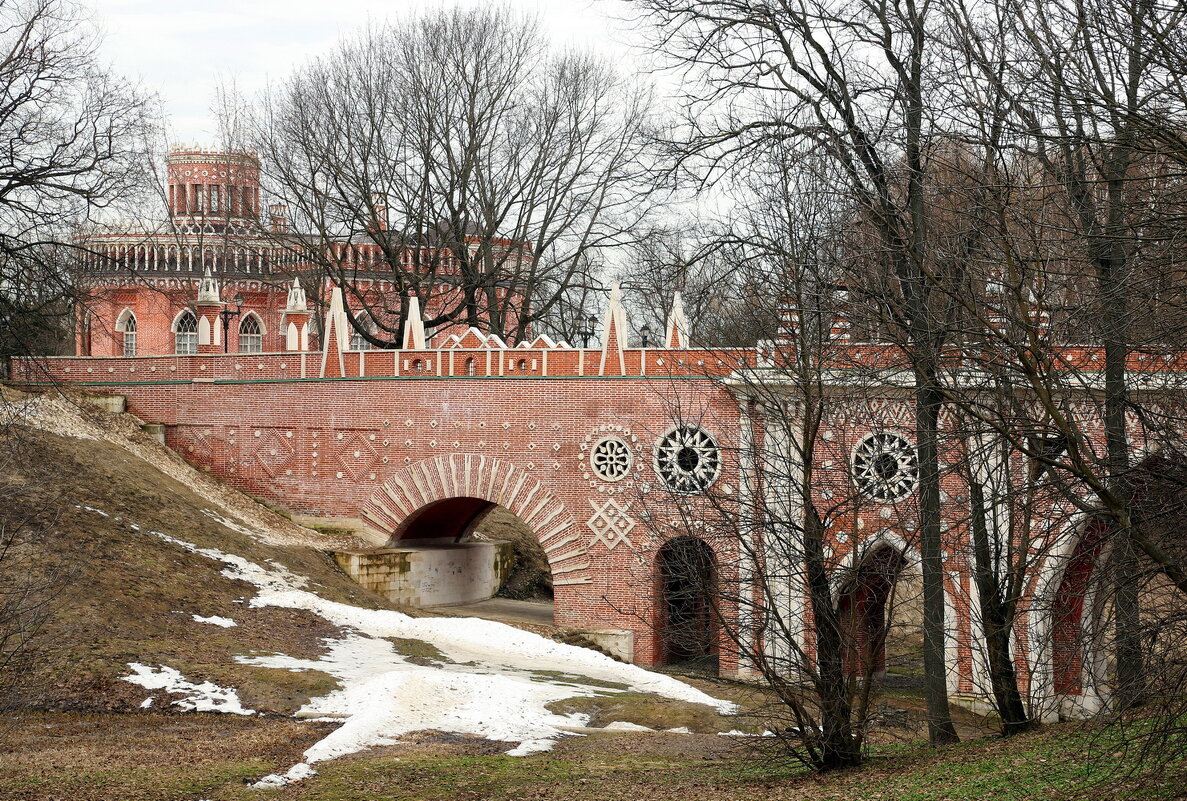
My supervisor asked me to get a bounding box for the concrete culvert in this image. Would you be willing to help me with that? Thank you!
[472,506,553,601]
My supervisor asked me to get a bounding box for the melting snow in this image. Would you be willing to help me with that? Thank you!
[603,721,654,732]
[193,615,237,628]
[201,508,263,541]
[77,502,734,786]
[254,762,317,788]
[121,663,255,715]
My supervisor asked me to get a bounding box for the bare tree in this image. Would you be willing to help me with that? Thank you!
[633,0,963,746]
[240,5,658,345]
[0,0,150,723]
[615,227,781,347]
[942,0,1187,713]
[0,0,154,371]
[630,150,937,771]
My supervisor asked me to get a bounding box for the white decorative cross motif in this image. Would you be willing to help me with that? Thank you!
[586,498,636,551]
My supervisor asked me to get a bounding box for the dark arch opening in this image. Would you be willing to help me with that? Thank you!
[836,544,908,679]
[390,498,554,606]
[657,537,717,671]
[1052,517,1110,696]
[393,496,496,543]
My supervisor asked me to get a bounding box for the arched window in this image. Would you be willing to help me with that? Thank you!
[350,313,374,351]
[115,310,137,357]
[465,357,476,376]
[175,311,198,355]
[239,314,263,353]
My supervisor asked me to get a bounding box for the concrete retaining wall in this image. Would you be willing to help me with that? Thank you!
[335,540,515,607]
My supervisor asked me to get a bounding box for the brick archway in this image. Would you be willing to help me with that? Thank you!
[359,454,590,584]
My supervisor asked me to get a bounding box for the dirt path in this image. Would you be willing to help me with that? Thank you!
[437,597,556,626]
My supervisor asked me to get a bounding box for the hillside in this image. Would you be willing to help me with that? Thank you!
[0,388,743,791]
[0,389,384,717]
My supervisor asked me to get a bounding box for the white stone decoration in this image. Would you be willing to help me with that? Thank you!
[590,437,632,482]
[580,424,644,494]
[851,431,920,502]
[586,498,636,550]
[654,426,721,493]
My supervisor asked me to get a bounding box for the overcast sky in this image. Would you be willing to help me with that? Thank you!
[92,0,642,145]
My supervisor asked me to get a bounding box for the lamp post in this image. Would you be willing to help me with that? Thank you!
[640,323,652,348]
[219,292,244,353]
[578,313,597,348]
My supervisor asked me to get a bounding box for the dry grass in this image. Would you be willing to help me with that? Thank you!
[0,424,387,715]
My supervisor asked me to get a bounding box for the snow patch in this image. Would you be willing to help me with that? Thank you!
[192,614,237,628]
[603,721,653,732]
[135,525,735,785]
[121,663,255,716]
[201,508,263,542]
[253,762,317,788]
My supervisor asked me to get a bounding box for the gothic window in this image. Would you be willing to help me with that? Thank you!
[350,313,374,351]
[655,426,721,493]
[175,311,198,355]
[239,314,263,353]
[591,437,632,482]
[116,310,136,357]
[851,432,919,502]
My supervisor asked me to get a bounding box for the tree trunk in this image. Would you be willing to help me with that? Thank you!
[917,383,961,745]
[968,476,1032,735]
[803,505,862,769]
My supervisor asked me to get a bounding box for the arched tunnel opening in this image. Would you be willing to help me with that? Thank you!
[337,497,553,614]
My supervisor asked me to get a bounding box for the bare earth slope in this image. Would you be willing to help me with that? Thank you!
[1,398,385,715]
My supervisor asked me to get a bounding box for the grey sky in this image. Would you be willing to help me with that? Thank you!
[92,0,640,145]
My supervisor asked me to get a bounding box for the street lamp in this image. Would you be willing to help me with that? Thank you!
[640,323,652,348]
[219,292,244,353]
[578,313,597,348]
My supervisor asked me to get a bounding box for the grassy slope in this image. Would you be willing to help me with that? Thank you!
[0,423,389,714]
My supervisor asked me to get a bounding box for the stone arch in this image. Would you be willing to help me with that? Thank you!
[831,531,956,685]
[239,311,264,353]
[835,542,908,678]
[1029,511,1111,720]
[172,308,199,354]
[239,309,266,335]
[114,308,136,333]
[349,310,375,351]
[170,307,196,333]
[359,454,588,584]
